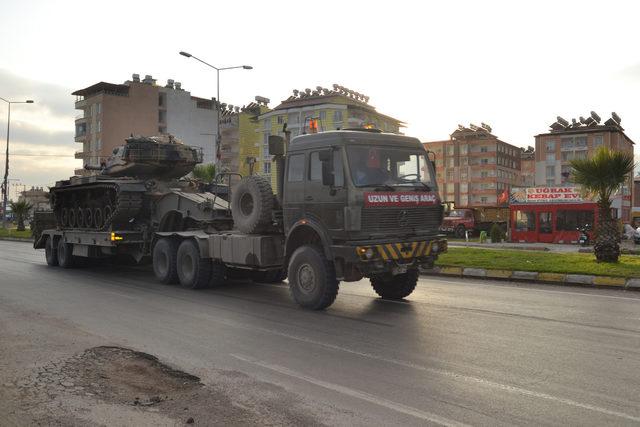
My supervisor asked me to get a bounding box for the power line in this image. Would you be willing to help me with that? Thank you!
[0,152,74,157]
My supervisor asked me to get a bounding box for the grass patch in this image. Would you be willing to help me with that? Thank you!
[0,228,32,239]
[436,247,640,278]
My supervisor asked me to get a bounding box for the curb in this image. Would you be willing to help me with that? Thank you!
[423,266,640,290]
[0,237,33,243]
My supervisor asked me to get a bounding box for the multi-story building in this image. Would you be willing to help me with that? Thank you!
[423,124,521,207]
[535,112,634,220]
[72,74,218,175]
[258,84,404,189]
[520,146,535,187]
[217,97,271,177]
[19,187,49,212]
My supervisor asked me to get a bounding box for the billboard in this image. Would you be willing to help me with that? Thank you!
[510,187,594,204]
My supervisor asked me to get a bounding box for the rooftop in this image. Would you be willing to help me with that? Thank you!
[538,111,634,144]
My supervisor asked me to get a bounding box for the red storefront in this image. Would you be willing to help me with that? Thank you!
[510,187,598,244]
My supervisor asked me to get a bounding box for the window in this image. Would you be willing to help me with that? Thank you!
[561,151,574,162]
[545,140,556,151]
[460,157,468,166]
[481,158,488,165]
[460,183,468,192]
[262,132,270,159]
[556,210,594,231]
[333,150,344,187]
[309,151,323,181]
[460,168,468,181]
[515,210,536,231]
[446,169,454,181]
[277,115,284,124]
[97,120,102,133]
[575,136,587,149]
[561,138,573,150]
[158,94,165,107]
[459,195,468,206]
[97,138,102,150]
[546,153,555,162]
[446,183,454,193]
[158,110,166,123]
[593,135,603,148]
[333,110,343,123]
[460,144,468,155]
[480,146,488,153]
[446,145,454,156]
[546,165,555,177]
[319,110,326,121]
[574,150,587,160]
[481,171,488,178]
[546,178,555,186]
[263,162,271,174]
[287,154,304,182]
[480,197,488,203]
[446,158,454,167]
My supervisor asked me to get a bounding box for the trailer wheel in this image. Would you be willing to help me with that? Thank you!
[153,238,179,284]
[370,269,419,300]
[56,238,75,269]
[231,175,273,234]
[288,245,339,310]
[45,236,58,267]
[176,239,211,289]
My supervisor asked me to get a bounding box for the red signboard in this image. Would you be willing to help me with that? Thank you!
[364,192,439,207]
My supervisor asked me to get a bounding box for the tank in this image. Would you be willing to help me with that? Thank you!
[50,135,204,231]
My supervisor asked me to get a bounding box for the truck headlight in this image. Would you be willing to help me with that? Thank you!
[431,242,439,253]
[365,248,374,259]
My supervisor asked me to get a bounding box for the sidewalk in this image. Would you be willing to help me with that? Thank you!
[448,240,638,254]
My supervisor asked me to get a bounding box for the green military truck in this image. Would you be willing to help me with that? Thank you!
[35,129,446,310]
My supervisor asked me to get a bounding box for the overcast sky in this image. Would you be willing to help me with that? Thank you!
[1,0,640,194]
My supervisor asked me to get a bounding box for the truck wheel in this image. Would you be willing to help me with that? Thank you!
[176,239,211,289]
[251,268,287,283]
[455,225,466,238]
[231,175,273,234]
[56,238,75,269]
[370,269,419,300]
[45,236,58,267]
[209,262,227,288]
[288,245,339,310]
[153,238,179,284]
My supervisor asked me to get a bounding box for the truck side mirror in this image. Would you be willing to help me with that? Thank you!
[319,151,334,186]
[268,135,285,156]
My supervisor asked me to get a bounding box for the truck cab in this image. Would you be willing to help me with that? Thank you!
[278,130,446,303]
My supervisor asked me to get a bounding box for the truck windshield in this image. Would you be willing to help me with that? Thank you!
[346,146,435,189]
[448,210,466,218]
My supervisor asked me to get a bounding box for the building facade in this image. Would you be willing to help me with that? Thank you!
[258,84,404,189]
[19,187,50,211]
[535,112,634,221]
[72,74,218,175]
[423,124,521,207]
[520,147,535,187]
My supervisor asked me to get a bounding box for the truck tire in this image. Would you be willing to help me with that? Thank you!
[45,236,58,267]
[370,269,419,300]
[56,238,75,269]
[288,245,339,310]
[209,262,227,288]
[153,238,179,284]
[176,239,211,289]
[231,175,273,234]
[455,224,466,238]
[251,268,287,284]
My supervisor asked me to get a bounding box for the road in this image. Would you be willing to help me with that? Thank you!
[1,239,639,426]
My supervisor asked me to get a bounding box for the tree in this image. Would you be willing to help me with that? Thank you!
[10,200,33,231]
[191,164,216,183]
[570,147,635,262]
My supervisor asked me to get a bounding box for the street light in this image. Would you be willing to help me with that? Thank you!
[179,51,252,163]
[1,97,34,226]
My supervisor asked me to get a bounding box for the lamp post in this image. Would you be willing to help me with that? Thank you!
[179,51,252,164]
[1,98,33,226]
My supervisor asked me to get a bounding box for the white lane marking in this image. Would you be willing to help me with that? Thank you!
[228,323,640,423]
[231,353,469,427]
[419,277,640,302]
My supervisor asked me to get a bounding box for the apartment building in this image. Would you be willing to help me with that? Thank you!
[520,147,535,187]
[72,74,218,175]
[217,97,271,177]
[535,111,634,220]
[258,84,404,188]
[424,124,521,207]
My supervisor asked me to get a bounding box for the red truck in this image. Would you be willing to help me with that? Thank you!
[440,207,509,238]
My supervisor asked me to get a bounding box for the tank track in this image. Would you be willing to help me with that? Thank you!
[51,182,144,231]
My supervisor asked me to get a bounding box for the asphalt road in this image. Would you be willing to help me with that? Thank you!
[1,239,640,426]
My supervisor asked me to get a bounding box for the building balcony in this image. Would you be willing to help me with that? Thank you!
[74,151,89,159]
[75,115,87,124]
[75,133,87,143]
[75,98,87,109]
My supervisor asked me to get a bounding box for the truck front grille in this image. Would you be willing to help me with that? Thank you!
[361,207,443,233]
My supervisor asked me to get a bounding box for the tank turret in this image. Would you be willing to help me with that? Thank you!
[86,135,203,179]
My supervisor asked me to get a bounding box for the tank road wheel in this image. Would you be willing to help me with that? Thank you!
[84,208,93,229]
[153,238,179,284]
[45,236,58,267]
[56,238,75,269]
[68,209,77,228]
[370,269,419,300]
[61,208,69,227]
[104,205,113,224]
[455,224,466,239]
[231,175,274,234]
[93,208,104,229]
[176,239,212,290]
[288,245,339,310]
[76,207,85,228]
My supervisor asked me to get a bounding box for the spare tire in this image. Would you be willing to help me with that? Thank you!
[231,175,273,234]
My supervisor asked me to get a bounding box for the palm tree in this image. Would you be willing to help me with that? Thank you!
[570,147,635,262]
[10,200,33,232]
[191,164,216,183]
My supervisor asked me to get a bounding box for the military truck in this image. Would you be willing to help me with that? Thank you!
[35,129,446,309]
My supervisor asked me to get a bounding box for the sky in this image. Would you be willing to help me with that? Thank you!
[1,0,640,196]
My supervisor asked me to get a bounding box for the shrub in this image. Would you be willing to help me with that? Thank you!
[490,223,505,243]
